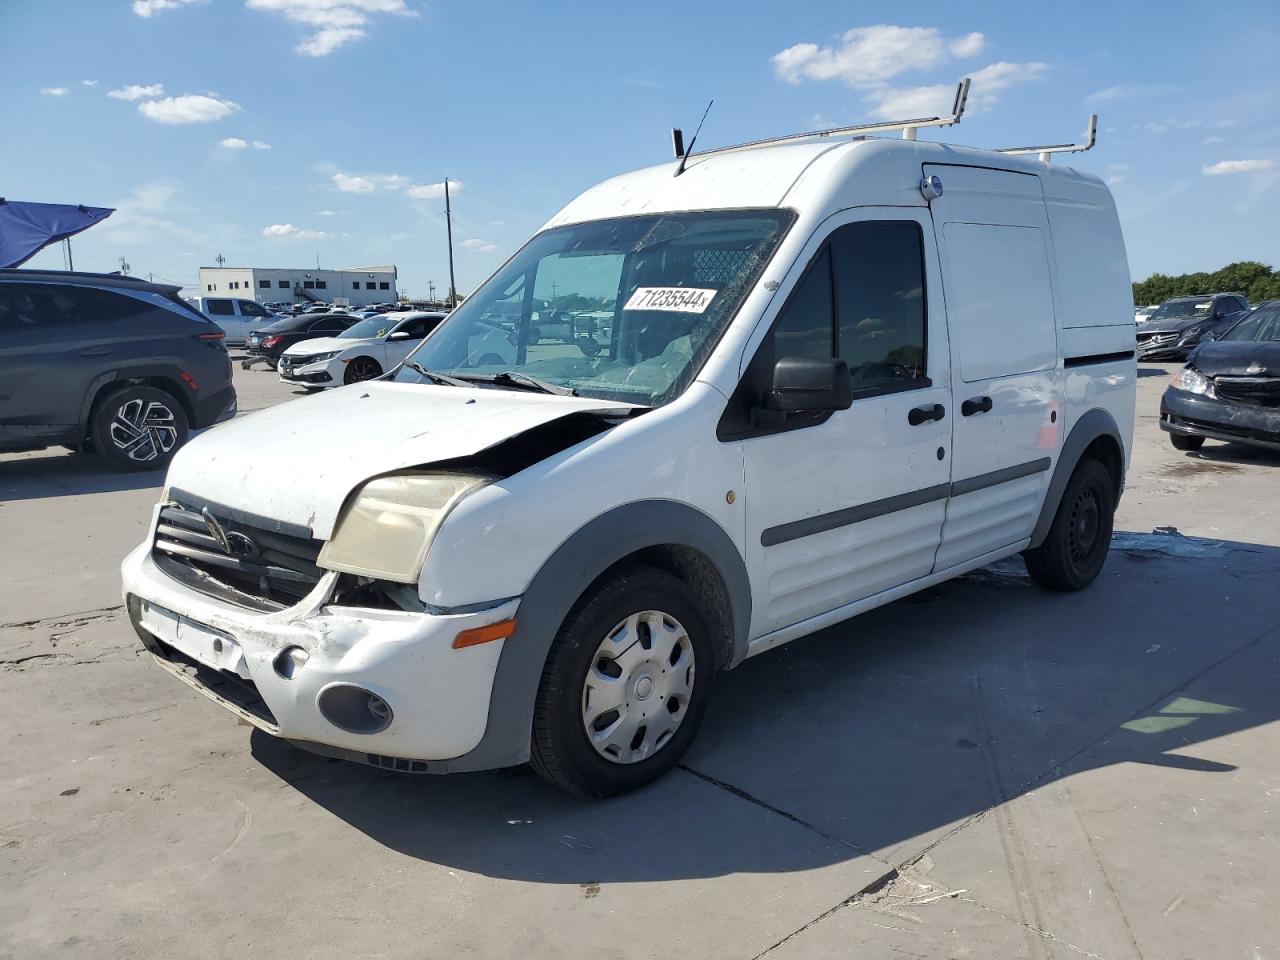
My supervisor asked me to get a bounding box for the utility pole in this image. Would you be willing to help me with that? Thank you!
[215,253,226,268]
[118,256,130,276]
[64,238,74,271]
[428,280,436,303]
[444,178,457,308]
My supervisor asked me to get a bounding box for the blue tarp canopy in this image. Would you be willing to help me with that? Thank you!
[0,199,114,268]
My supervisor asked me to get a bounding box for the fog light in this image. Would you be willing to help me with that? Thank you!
[273,645,310,679]
[317,683,394,734]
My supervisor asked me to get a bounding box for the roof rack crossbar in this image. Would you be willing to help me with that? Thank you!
[678,78,970,163]
[997,114,1097,163]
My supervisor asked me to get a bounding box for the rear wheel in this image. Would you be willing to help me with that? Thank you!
[90,385,189,472]
[344,356,383,384]
[1024,457,1115,591]
[1170,432,1205,451]
[530,565,714,797]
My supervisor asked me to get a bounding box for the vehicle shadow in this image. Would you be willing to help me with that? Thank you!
[0,450,164,501]
[1185,442,1280,468]
[1136,366,1173,378]
[250,531,1280,884]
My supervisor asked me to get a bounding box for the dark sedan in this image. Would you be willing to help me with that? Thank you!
[1136,293,1249,361]
[242,312,357,368]
[1161,300,1280,452]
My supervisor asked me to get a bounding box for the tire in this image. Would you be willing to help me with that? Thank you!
[1170,433,1205,451]
[344,356,383,384]
[530,565,715,797]
[90,385,189,472]
[1023,457,1115,592]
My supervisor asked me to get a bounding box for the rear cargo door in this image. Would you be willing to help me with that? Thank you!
[923,164,1063,570]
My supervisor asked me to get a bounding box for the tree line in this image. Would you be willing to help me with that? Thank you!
[1133,261,1280,307]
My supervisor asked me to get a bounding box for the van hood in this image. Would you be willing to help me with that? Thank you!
[164,381,634,538]
[1189,341,1280,377]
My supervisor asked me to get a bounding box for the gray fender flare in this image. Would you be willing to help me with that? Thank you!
[1029,408,1125,549]
[438,499,751,773]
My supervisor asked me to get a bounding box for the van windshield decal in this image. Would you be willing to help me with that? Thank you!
[624,287,718,313]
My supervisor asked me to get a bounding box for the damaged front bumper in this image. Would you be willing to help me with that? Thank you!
[121,542,517,771]
[1160,386,1280,451]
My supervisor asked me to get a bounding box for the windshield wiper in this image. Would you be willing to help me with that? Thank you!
[402,361,469,387]
[454,371,578,396]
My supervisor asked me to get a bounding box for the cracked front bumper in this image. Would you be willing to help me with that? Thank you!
[121,542,517,767]
[1160,387,1280,450]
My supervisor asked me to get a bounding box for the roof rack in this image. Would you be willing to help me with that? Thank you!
[673,78,971,163]
[996,114,1097,163]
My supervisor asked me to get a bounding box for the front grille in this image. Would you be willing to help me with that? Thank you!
[152,502,324,610]
[1137,332,1178,351]
[1213,376,1280,407]
[152,636,279,728]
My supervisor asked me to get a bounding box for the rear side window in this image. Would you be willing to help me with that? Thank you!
[0,283,138,330]
[309,318,347,332]
[204,298,235,316]
[238,300,269,317]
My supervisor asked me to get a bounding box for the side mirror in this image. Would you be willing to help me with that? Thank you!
[387,331,411,341]
[767,356,853,413]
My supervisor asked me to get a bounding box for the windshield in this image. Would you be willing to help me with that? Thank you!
[1152,299,1212,320]
[1221,305,1280,342]
[341,316,394,339]
[391,209,794,405]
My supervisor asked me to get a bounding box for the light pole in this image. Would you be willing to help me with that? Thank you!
[444,178,457,308]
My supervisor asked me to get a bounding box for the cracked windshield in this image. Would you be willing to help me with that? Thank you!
[393,210,792,405]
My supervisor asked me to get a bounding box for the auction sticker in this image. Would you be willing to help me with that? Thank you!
[624,287,718,313]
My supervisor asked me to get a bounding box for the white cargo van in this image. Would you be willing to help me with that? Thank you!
[123,104,1135,796]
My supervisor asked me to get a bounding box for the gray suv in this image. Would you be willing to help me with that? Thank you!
[0,270,237,470]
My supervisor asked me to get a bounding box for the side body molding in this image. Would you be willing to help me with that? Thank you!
[1029,407,1125,549]
[439,499,751,773]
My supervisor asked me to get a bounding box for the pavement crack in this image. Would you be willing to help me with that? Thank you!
[956,893,1107,959]
[1,604,122,630]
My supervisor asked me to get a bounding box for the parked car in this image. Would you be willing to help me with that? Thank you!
[1,270,235,470]
[1134,305,1158,324]
[279,311,446,387]
[188,295,276,346]
[1136,293,1249,361]
[124,134,1134,797]
[243,312,358,368]
[1161,299,1280,451]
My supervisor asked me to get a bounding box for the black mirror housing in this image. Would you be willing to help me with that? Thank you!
[768,356,853,413]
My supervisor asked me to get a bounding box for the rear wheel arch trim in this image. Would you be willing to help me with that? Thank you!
[436,500,750,773]
[1030,408,1125,549]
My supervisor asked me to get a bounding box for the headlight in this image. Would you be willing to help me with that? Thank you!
[1173,367,1213,396]
[1178,325,1203,344]
[317,472,492,583]
[308,351,342,363]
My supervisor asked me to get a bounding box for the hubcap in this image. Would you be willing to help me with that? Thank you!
[581,610,695,765]
[1069,487,1101,564]
[108,399,177,462]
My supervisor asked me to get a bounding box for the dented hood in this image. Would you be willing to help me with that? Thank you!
[165,381,633,538]
[1190,341,1280,377]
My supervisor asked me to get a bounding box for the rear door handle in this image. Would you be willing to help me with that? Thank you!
[907,403,946,426]
[961,395,993,416]
[78,346,113,357]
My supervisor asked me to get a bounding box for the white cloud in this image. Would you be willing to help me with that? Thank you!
[1085,83,1170,104]
[107,83,165,101]
[865,61,1046,120]
[262,223,331,239]
[1202,159,1275,176]
[332,171,412,193]
[133,0,203,16]
[245,0,416,57]
[461,239,499,254]
[1107,175,1126,186]
[771,26,982,88]
[219,137,271,149]
[405,180,457,199]
[39,87,69,96]
[82,80,98,87]
[1202,135,1224,146]
[138,94,241,124]
[315,209,340,216]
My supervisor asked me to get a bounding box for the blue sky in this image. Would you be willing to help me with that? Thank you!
[4,0,1278,297]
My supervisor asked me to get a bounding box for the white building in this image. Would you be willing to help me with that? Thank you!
[197,264,398,307]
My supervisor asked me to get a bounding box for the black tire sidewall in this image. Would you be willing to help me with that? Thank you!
[344,357,382,384]
[1171,433,1205,451]
[533,566,715,797]
[1056,458,1115,587]
[90,385,190,472]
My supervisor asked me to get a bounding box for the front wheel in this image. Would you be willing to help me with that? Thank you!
[1023,457,1115,591]
[530,566,715,797]
[344,356,383,384]
[1170,432,1205,451]
[90,385,189,472]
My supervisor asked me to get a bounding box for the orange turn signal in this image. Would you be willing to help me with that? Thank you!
[452,618,517,649]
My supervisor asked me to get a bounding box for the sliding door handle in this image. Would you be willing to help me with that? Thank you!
[961,395,993,416]
[908,403,946,426]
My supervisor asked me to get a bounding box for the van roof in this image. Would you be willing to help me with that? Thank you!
[544,137,1107,229]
